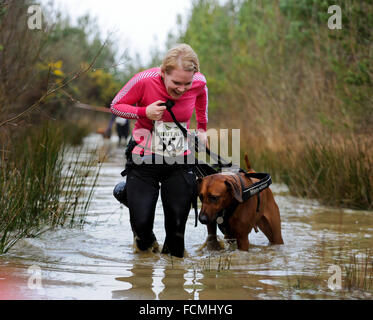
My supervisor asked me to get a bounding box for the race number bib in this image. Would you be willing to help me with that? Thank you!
[152,121,188,157]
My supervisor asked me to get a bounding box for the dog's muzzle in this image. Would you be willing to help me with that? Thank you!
[198,209,225,225]
[198,212,209,225]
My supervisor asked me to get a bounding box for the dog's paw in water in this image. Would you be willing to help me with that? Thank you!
[197,235,225,252]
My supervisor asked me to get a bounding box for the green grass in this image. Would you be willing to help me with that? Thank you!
[0,121,100,254]
[282,138,373,210]
[238,135,373,210]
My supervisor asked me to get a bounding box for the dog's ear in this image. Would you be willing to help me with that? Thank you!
[197,177,203,191]
[225,178,243,203]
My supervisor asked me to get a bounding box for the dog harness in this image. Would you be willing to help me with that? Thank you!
[160,101,272,229]
[216,171,272,234]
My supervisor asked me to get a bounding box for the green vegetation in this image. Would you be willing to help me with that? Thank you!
[0,0,119,253]
[283,137,372,209]
[1,0,372,254]
[0,122,100,253]
[0,0,123,121]
[172,0,372,210]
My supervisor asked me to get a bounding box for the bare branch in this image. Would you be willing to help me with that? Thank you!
[0,39,109,128]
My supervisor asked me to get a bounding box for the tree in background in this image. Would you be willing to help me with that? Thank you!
[0,0,124,127]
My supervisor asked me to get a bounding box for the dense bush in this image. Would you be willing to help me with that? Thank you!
[175,0,373,209]
[0,0,115,252]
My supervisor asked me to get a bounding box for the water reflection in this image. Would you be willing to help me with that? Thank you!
[0,134,372,300]
[158,266,193,300]
[113,263,155,300]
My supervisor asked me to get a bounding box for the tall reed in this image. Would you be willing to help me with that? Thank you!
[344,249,373,292]
[0,121,100,253]
[177,0,373,210]
[282,137,373,210]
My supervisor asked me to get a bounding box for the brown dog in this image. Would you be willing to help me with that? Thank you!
[198,156,284,250]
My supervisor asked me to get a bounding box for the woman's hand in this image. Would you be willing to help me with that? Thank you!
[197,129,209,149]
[146,100,167,121]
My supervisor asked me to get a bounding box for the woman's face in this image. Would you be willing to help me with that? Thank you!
[161,67,194,99]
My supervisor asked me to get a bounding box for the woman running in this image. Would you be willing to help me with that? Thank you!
[111,44,208,258]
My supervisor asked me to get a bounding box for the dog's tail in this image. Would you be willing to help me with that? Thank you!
[244,153,255,173]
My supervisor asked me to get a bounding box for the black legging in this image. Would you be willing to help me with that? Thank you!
[126,163,195,258]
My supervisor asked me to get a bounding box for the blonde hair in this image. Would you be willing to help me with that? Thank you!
[161,44,200,74]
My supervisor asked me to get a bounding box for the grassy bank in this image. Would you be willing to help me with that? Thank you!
[241,135,373,210]
[282,137,373,210]
[0,121,100,254]
[174,0,373,210]
[0,1,120,253]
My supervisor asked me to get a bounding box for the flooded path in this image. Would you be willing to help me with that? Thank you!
[0,134,372,300]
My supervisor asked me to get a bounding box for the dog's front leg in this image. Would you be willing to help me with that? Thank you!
[235,227,250,251]
[206,221,217,242]
[206,221,223,250]
[236,235,249,251]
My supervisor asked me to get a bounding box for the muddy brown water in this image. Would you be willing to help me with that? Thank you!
[0,134,372,300]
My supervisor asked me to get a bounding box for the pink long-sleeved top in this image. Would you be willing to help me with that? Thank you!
[110,67,208,156]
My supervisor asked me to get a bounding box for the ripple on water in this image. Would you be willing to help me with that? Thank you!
[1,134,372,300]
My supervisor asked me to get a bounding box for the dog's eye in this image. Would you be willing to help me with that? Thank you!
[208,195,220,202]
